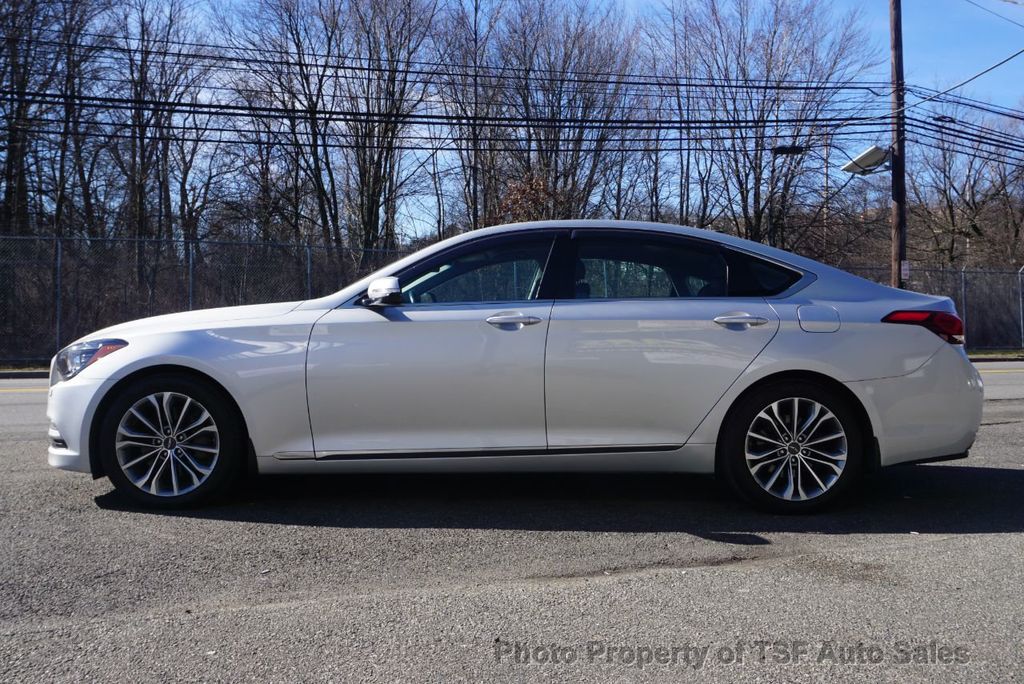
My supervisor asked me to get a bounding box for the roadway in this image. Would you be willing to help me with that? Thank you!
[1,363,1023,681]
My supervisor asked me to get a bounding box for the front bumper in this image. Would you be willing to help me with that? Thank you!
[845,345,983,467]
[46,377,106,474]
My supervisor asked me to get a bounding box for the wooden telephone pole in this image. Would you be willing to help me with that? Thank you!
[890,0,908,288]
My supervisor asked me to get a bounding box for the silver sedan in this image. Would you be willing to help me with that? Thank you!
[46,220,983,512]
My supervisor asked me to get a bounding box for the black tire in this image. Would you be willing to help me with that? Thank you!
[718,380,864,513]
[98,373,246,508]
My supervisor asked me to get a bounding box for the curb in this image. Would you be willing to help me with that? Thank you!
[968,357,1024,363]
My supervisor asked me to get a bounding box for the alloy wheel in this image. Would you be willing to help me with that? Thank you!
[114,392,220,497]
[744,397,848,501]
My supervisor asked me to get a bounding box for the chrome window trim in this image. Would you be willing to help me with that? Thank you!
[339,225,816,307]
[340,229,563,308]
[567,227,814,301]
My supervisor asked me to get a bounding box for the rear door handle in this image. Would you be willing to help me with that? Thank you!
[486,312,543,329]
[713,313,770,328]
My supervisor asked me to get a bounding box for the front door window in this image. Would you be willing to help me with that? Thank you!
[401,238,555,304]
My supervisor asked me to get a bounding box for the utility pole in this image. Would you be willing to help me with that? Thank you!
[890,0,908,288]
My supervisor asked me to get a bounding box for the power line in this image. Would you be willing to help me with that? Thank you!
[1,88,897,131]
[898,44,1024,116]
[827,43,1024,137]
[10,112,897,152]
[963,0,1024,30]
[905,125,1024,165]
[909,87,1024,123]
[908,117,1024,154]
[8,35,892,118]
[11,67,891,117]
[4,20,1021,204]
[19,28,894,92]
[907,133,1024,167]
[915,112,1024,147]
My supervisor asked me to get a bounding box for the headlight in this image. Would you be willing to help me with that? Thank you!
[54,339,128,381]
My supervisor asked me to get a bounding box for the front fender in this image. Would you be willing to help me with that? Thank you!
[56,309,321,473]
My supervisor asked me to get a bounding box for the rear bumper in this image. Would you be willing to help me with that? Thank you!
[845,345,983,467]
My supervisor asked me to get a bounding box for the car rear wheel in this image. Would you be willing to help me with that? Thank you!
[719,381,864,513]
[99,374,244,508]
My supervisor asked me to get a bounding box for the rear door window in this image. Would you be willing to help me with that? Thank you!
[571,234,728,299]
[566,231,802,299]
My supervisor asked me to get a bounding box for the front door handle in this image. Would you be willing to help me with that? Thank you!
[713,312,770,328]
[486,312,543,329]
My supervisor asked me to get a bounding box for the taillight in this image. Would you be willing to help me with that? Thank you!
[882,310,964,344]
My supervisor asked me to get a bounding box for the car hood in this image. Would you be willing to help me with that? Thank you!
[78,301,305,343]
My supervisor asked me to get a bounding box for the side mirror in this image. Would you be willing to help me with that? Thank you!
[365,276,402,306]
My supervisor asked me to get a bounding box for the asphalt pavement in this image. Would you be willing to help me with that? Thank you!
[1,364,1023,682]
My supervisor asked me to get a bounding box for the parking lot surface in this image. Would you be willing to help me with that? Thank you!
[2,365,1023,682]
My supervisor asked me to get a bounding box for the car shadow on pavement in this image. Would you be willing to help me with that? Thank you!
[94,463,1024,544]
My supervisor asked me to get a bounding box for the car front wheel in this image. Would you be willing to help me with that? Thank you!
[719,381,864,513]
[98,374,244,508]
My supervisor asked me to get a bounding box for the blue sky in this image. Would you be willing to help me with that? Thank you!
[835,0,1024,108]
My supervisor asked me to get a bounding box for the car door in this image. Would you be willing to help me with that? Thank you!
[305,231,560,457]
[544,230,788,449]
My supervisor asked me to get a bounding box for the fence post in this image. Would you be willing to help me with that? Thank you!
[187,240,195,311]
[959,267,967,345]
[54,237,62,354]
[1018,265,1024,350]
[305,244,313,299]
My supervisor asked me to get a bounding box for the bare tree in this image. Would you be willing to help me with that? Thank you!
[433,0,507,231]
[680,0,876,248]
[497,0,638,221]
[984,141,1024,266]
[106,0,210,295]
[907,104,1004,267]
[1,0,62,235]
[646,0,720,227]
[4,0,1024,281]
[222,0,349,249]
[336,0,439,265]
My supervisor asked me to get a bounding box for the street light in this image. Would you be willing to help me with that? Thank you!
[841,145,891,176]
[840,143,908,282]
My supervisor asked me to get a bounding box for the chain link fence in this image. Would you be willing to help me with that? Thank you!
[845,265,1024,350]
[2,236,1023,363]
[0,236,407,363]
